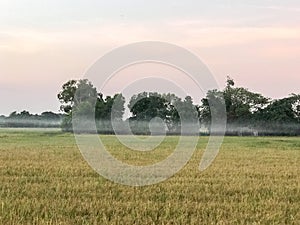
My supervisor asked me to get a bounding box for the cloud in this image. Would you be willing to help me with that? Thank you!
[251,5,300,13]
[1,20,300,55]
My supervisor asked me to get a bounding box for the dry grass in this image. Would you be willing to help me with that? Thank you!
[0,129,299,224]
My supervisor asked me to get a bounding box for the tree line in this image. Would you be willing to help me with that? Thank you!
[1,77,298,135]
[57,78,300,136]
[201,78,300,135]
[0,111,63,128]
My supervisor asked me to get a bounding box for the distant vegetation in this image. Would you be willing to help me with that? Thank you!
[57,77,300,136]
[201,77,300,135]
[57,79,126,133]
[0,111,63,128]
[1,77,299,135]
[57,79,199,134]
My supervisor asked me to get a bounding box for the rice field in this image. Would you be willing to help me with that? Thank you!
[0,129,299,224]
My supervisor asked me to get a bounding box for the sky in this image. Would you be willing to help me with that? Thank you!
[0,0,300,116]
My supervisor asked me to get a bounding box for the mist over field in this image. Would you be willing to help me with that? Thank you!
[2,77,297,136]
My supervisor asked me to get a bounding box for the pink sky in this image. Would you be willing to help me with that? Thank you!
[0,1,299,115]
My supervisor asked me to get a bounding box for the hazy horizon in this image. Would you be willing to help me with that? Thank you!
[1,0,299,116]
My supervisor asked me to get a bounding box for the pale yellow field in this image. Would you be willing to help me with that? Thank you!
[0,129,299,224]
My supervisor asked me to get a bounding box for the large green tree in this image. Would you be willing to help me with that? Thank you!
[58,79,97,114]
[128,92,198,134]
[199,77,269,130]
[58,79,125,132]
[96,94,125,121]
[199,89,225,127]
[223,77,269,124]
[128,92,168,121]
[254,94,300,135]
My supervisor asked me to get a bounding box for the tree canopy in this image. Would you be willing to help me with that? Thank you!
[0,111,63,128]
[2,76,299,135]
[200,77,299,135]
[57,79,125,132]
[55,78,300,135]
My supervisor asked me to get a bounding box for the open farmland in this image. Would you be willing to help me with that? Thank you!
[0,129,300,224]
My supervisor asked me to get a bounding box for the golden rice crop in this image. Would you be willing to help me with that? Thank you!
[0,129,299,224]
